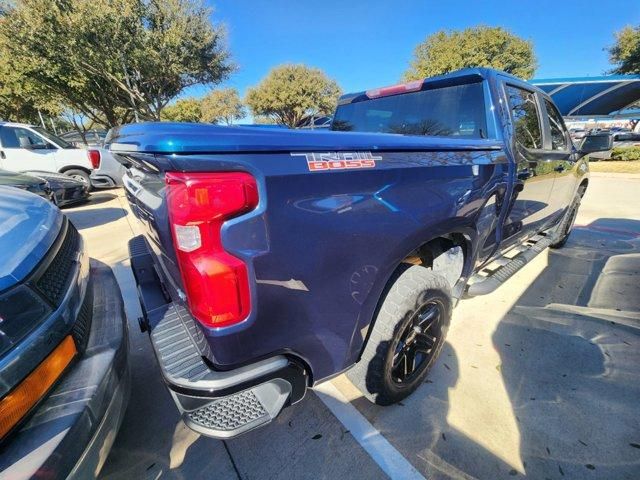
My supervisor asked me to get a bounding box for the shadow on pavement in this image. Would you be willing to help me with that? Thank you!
[66,207,127,230]
[351,218,640,479]
[86,192,119,206]
[493,218,640,479]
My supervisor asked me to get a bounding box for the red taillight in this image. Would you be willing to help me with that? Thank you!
[366,80,423,99]
[87,149,101,169]
[166,172,258,328]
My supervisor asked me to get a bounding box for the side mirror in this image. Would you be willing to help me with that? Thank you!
[579,133,613,154]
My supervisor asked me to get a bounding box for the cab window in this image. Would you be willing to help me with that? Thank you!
[332,81,488,138]
[505,85,543,150]
[544,99,569,150]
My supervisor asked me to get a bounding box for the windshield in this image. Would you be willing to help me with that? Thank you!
[332,81,488,139]
[32,126,75,149]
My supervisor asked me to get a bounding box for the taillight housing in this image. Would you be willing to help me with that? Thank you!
[87,149,101,169]
[166,172,259,328]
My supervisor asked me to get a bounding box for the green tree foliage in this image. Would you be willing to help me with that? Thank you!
[252,115,279,125]
[607,25,640,74]
[200,88,245,124]
[161,98,202,122]
[245,64,341,128]
[0,0,233,127]
[610,146,640,161]
[404,26,537,81]
[0,48,62,123]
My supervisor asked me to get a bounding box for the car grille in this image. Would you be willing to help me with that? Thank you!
[35,223,80,307]
[72,279,93,353]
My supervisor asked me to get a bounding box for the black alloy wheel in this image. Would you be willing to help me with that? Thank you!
[391,300,443,384]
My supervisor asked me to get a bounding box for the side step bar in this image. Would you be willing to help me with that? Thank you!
[466,234,554,297]
[466,200,577,298]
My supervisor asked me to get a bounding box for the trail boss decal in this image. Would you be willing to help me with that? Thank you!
[292,152,382,171]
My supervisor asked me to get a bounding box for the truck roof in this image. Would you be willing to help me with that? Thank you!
[338,67,542,105]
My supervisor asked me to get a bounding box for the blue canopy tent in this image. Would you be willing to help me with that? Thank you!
[531,75,640,118]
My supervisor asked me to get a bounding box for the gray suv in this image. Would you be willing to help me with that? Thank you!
[0,186,129,478]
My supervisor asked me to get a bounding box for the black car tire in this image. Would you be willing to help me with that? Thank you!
[64,169,92,192]
[550,186,586,249]
[346,265,452,405]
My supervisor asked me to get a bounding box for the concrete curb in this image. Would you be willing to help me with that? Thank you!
[589,172,640,179]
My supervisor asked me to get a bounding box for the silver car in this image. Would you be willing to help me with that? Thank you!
[90,148,126,188]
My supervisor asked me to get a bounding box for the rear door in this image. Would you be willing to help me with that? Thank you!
[501,82,557,247]
[0,126,58,172]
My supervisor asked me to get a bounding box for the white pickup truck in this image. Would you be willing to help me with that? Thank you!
[0,122,124,189]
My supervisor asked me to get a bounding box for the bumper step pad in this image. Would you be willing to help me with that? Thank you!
[180,379,293,438]
[188,390,268,431]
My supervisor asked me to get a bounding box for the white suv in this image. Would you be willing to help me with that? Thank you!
[0,122,103,188]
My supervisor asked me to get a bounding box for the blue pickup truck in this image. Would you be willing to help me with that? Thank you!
[108,68,611,439]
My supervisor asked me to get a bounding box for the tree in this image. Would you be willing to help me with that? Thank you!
[252,115,280,125]
[0,0,233,128]
[607,25,640,74]
[245,64,341,128]
[404,26,537,81]
[161,98,202,122]
[0,50,63,123]
[200,88,245,124]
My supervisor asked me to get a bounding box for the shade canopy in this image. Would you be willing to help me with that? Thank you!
[531,75,640,118]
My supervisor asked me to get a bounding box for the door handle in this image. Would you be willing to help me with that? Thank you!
[0,150,5,159]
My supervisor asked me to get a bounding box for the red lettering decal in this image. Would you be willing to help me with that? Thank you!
[360,159,376,168]
[328,160,346,169]
[308,161,328,171]
[344,160,361,168]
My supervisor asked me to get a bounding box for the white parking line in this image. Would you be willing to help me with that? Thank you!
[314,382,426,480]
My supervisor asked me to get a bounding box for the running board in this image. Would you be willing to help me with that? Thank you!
[466,234,554,297]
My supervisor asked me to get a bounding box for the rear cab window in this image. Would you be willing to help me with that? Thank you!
[332,81,489,139]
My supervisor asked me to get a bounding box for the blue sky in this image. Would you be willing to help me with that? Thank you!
[190,0,638,108]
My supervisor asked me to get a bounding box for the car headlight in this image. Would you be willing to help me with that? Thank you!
[0,286,52,357]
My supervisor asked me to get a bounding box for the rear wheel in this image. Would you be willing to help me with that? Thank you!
[346,266,452,405]
[64,169,92,192]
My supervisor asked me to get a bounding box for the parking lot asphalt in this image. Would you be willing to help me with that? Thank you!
[64,173,640,480]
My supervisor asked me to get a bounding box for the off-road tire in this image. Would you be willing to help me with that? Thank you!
[346,265,452,405]
[550,187,585,249]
